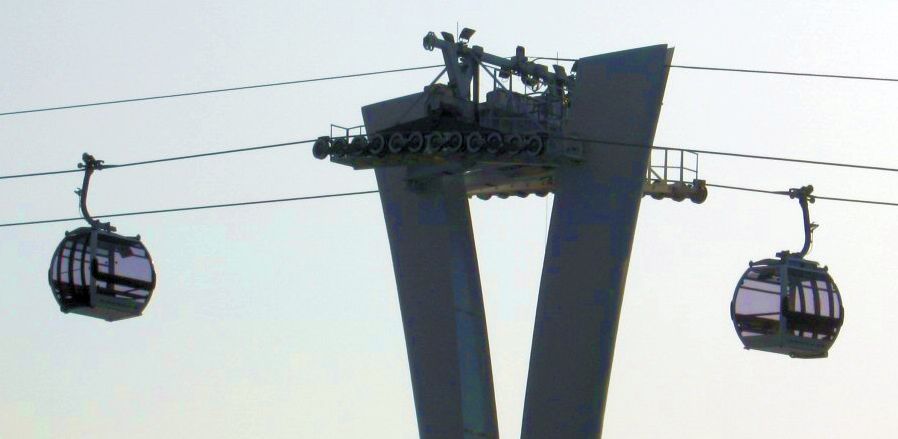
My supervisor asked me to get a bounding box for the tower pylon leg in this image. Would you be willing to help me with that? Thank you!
[521,45,673,439]
[371,165,499,439]
[363,90,499,438]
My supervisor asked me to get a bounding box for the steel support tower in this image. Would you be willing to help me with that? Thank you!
[314,29,675,438]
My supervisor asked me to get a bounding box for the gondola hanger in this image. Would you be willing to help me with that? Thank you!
[777,185,817,259]
[75,153,115,232]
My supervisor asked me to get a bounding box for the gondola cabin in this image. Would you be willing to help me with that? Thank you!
[731,255,843,358]
[49,227,156,322]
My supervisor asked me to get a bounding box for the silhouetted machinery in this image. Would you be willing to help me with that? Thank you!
[731,186,844,358]
[48,154,156,322]
[312,28,707,202]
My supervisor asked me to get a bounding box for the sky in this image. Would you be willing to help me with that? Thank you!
[2,1,897,438]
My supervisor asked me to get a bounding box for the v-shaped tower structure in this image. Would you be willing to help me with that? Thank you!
[314,29,685,438]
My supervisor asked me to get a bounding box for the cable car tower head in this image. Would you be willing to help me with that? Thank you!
[311,28,575,199]
[731,185,844,358]
[47,153,157,322]
[312,28,707,202]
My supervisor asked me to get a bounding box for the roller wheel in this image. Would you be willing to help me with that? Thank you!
[670,182,687,202]
[407,132,424,153]
[524,135,544,156]
[312,137,331,159]
[690,182,708,203]
[443,131,464,154]
[367,135,386,156]
[388,133,405,154]
[349,136,367,156]
[425,131,445,154]
[505,134,523,155]
[466,132,485,153]
[486,132,504,155]
[331,138,348,158]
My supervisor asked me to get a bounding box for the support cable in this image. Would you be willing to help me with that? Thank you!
[107,139,315,170]
[0,65,443,117]
[4,135,896,182]
[531,57,898,82]
[560,136,898,173]
[707,183,898,207]
[669,65,898,83]
[0,139,317,180]
[3,62,896,118]
[0,190,380,228]
[1,183,895,229]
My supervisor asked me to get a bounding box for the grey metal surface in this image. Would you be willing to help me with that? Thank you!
[361,91,431,135]
[521,45,673,439]
[363,103,499,439]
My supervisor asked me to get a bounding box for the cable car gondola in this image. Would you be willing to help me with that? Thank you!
[48,154,156,322]
[730,186,844,358]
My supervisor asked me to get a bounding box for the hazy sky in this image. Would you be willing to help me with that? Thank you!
[2,1,897,438]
